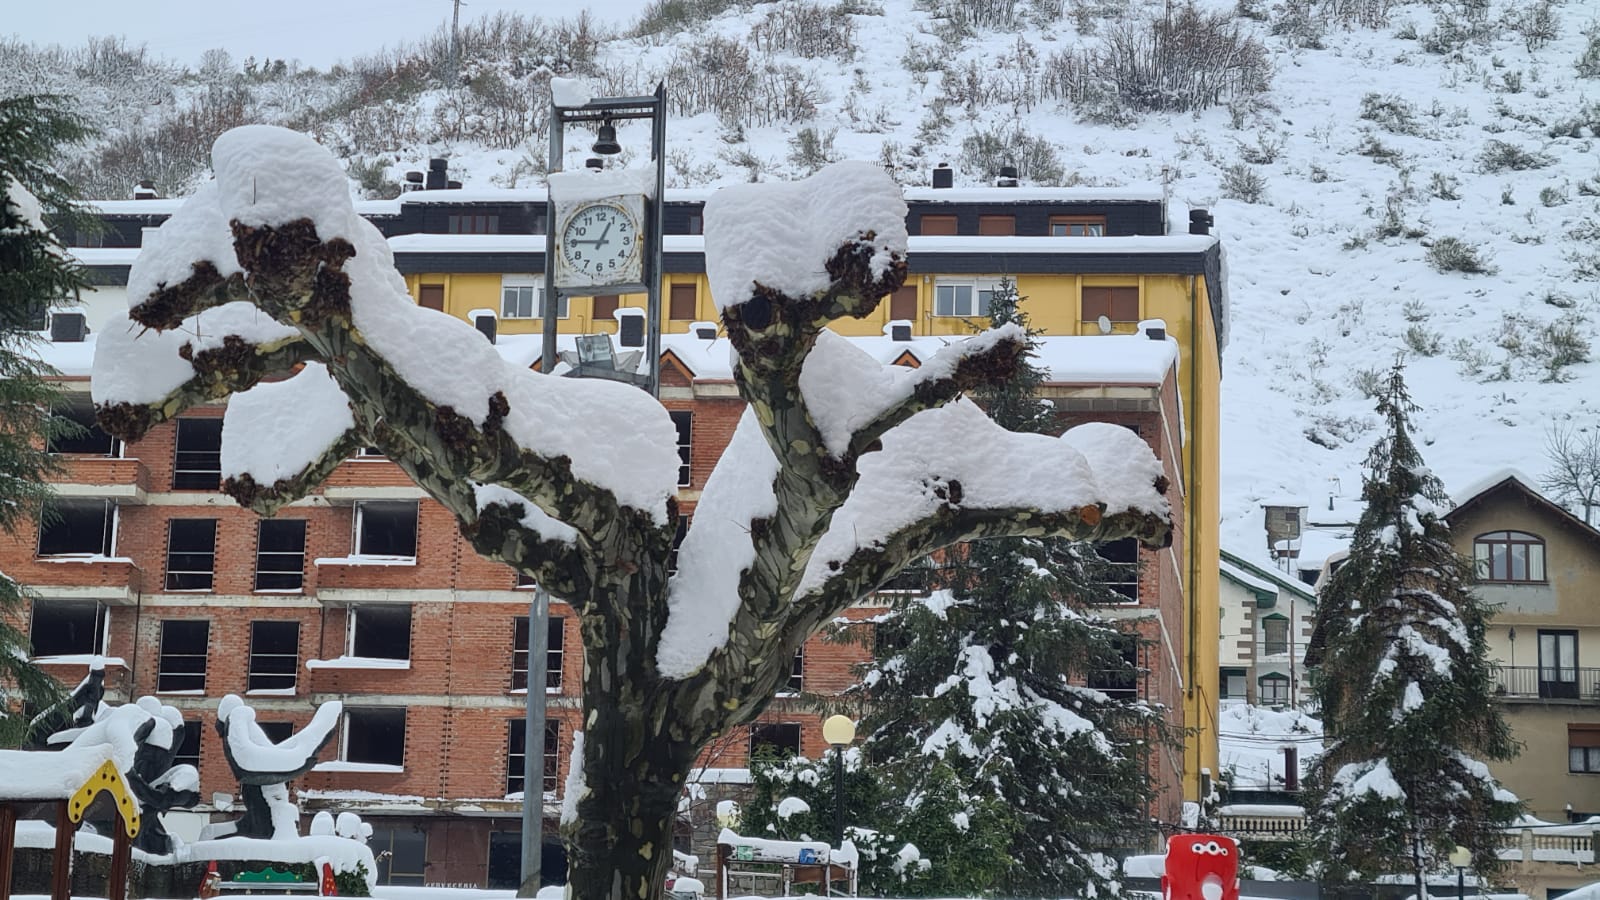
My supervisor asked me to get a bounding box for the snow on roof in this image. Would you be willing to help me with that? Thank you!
[1220,549,1315,600]
[0,741,129,802]
[703,161,907,312]
[1277,528,1350,573]
[909,234,1217,255]
[549,76,592,109]
[903,185,1165,203]
[547,166,655,204]
[1449,467,1542,509]
[1218,704,1323,791]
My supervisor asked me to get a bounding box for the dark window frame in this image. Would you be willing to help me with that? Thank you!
[370,826,427,886]
[353,501,418,559]
[1474,530,1547,583]
[29,600,108,658]
[749,722,802,760]
[164,518,217,591]
[255,519,307,592]
[505,718,561,796]
[1050,215,1107,236]
[670,411,692,487]
[248,620,300,693]
[342,707,407,767]
[172,418,223,490]
[1258,673,1291,706]
[511,615,565,692]
[1261,615,1290,657]
[348,605,412,660]
[157,620,210,693]
[49,397,120,456]
[37,498,116,558]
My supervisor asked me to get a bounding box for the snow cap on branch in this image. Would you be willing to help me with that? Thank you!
[222,362,354,485]
[91,304,300,407]
[703,161,907,311]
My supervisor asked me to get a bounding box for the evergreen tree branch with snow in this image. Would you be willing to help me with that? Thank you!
[1302,364,1519,893]
[89,126,1172,900]
[843,279,1177,898]
[0,94,98,742]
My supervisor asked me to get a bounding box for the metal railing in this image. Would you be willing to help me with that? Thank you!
[1491,665,1600,700]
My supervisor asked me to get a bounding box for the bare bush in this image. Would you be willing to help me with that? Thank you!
[917,0,1023,31]
[1426,237,1497,274]
[1478,139,1553,172]
[1359,93,1423,135]
[1219,162,1266,202]
[750,2,857,59]
[1042,2,1269,119]
[957,123,1065,185]
[786,126,838,174]
[634,0,746,38]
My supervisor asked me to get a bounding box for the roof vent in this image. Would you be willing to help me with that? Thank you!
[1189,208,1214,235]
[473,313,497,344]
[996,165,1019,188]
[50,312,87,343]
[404,171,424,192]
[1146,325,1166,341]
[586,157,605,172]
[426,158,449,190]
[691,321,718,340]
[617,308,646,348]
[446,180,462,190]
[931,163,953,189]
[890,323,912,342]
[133,180,159,200]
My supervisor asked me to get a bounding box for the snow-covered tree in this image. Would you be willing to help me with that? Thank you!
[1302,364,1518,893]
[214,694,342,840]
[89,126,1172,900]
[849,278,1173,897]
[0,94,98,741]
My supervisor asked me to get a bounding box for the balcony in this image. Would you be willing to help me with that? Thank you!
[48,456,149,502]
[1492,666,1600,701]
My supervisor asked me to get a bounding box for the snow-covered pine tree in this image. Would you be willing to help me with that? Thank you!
[852,278,1173,897]
[1302,364,1519,895]
[0,95,97,741]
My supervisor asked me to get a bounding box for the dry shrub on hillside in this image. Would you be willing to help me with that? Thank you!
[749,1,857,59]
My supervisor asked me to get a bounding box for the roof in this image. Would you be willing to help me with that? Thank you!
[1445,470,1600,546]
[1220,548,1316,606]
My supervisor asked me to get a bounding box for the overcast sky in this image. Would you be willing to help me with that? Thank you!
[9,0,655,69]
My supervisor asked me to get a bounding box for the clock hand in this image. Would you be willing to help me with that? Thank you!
[595,220,614,247]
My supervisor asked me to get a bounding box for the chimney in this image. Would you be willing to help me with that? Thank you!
[890,322,912,342]
[404,171,425,192]
[50,312,88,343]
[585,157,604,172]
[133,180,159,200]
[617,308,645,348]
[931,163,953,189]
[691,321,717,340]
[446,180,462,190]
[1146,325,1166,341]
[1283,746,1299,792]
[996,165,1019,188]
[426,158,449,190]
[474,313,497,344]
[1189,208,1214,235]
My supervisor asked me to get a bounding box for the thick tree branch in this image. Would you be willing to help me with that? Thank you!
[464,499,597,601]
[844,331,1028,459]
[223,425,366,516]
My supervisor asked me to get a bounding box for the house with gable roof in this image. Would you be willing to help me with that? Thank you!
[1218,549,1316,710]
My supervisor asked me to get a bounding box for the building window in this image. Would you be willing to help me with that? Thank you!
[670,411,692,487]
[448,214,499,234]
[506,719,560,796]
[933,278,998,318]
[1220,668,1248,700]
[919,215,958,236]
[512,616,565,692]
[1262,615,1290,657]
[877,561,931,595]
[248,621,299,693]
[175,720,201,769]
[29,600,107,658]
[1087,638,1139,700]
[1570,726,1600,773]
[172,418,223,490]
[1082,286,1140,324]
[1539,629,1578,700]
[784,648,804,694]
[370,827,427,886]
[49,397,118,456]
[165,519,217,591]
[977,215,1015,236]
[418,284,445,311]
[515,570,536,589]
[1094,538,1140,602]
[1050,215,1106,236]
[342,707,406,767]
[1258,673,1291,707]
[749,722,802,760]
[668,515,688,574]
[354,501,418,559]
[1474,531,1546,583]
[157,620,210,693]
[669,284,697,320]
[37,498,115,557]
[257,721,294,744]
[591,294,620,320]
[501,276,566,320]
[348,605,412,660]
[888,285,917,321]
[255,519,307,591]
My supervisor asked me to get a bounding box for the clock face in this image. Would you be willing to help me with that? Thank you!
[559,202,641,285]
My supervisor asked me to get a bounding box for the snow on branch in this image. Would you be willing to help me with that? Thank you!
[221,362,361,515]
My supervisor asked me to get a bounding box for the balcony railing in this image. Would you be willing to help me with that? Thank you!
[1492,665,1600,701]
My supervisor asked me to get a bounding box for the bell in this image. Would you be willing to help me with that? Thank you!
[592,121,622,156]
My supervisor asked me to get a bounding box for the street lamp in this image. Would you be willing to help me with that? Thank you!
[821,715,857,848]
[1449,845,1472,900]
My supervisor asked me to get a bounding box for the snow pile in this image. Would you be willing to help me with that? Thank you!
[474,483,581,545]
[218,694,341,776]
[221,362,354,484]
[560,731,586,826]
[702,161,907,311]
[776,796,811,819]
[92,303,300,407]
[1218,704,1322,790]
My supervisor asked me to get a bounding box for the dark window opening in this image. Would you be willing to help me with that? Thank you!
[157,620,210,693]
[512,616,565,692]
[506,719,560,796]
[165,519,217,591]
[1539,629,1579,700]
[172,418,223,490]
[370,826,427,886]
[670,411,692,487]
[877,561,931,595]
[343,707,406,767]
[248,620,300,692]
[257,721,294,744]
[448,214,500,234]
[29,600,107,657]
[49,397,118,455]
[349,605,412,660]
[1570,726,1600,774]
[255,519,306,591]
[355,501,418,558]
[1087,637,1139,700]
[1094,538,1140,602]
[749,722,802,760]
[1262,616,1290,657]
[785,648,804,694]
[175,720,201,769]
[1258,673,1291,706]
[686,212,704,235]
[668,515,688,574]
[37,498,114,557]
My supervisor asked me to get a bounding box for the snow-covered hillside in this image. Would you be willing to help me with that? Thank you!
[12,0,1600,555]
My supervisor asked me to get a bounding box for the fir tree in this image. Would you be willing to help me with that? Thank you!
[1302,364,1519,894]
[0,95,94,743]
[848,278,1173,897]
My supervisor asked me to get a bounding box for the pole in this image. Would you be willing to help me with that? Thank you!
[449,0,463,84]
[1457,866,1464,900]
[542,102,563,383]
[645,81,666,399]
[518,587,551,897]
[832,744,845,848]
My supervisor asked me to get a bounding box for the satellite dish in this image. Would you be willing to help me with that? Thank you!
[1097,315,1112,335]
